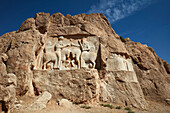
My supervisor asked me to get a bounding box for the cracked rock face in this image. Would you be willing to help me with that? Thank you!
[124,39,170,103]
[0,53,17,113]
[0,12,169,112]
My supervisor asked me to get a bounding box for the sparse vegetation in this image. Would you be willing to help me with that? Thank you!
[124,107,135,113]
[120,36,125,42]
[127,110,135,113]
[115,106,122,109]
[100,104,113,109]
[80,105,91,109]
[125,107,131,110]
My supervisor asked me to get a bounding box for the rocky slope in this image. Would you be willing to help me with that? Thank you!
[0,12,169,113]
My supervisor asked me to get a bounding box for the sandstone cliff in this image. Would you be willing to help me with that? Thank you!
[0,12,169,112]
[124,38,170,103]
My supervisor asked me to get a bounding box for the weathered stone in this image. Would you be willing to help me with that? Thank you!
[0,71,17,113]
[27,91,52,110]
[99,71,146,109]
[48,26,81,36]
[125,39,170,103]
[58,99,73,108]
[0,12,169,111]
[106,54,134,71]
[0,53,17,113]
[35,12,50,34]
[33,69,100,104]
[165,98,170,105]
[0,53,8,76]
[18,18,35,32]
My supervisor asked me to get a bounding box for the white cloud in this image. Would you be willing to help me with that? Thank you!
[87,0,153,23]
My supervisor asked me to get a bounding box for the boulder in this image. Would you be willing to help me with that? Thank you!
[27,91,52,110]
[58,99,73,108]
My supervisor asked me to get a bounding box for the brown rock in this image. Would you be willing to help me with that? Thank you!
[0,53,17,113]
[99,71,147,109]
[48,26,81,36]
[0,53,8,76]
[58,99,73,108]
[125,40,170,103]
[35,12,50,34]
[0,12,169,111]
[27,91,52,111]
[33,69,100,104]
[18,18,35,32]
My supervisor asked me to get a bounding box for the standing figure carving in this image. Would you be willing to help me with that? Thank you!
[55,36,69,69]
[80,38,97,69]
[43,41,56,70]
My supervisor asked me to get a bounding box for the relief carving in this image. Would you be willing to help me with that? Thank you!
[106,53,134,71]
[34,36,97,70]
[80,38,97,68]
[43,41,57,70]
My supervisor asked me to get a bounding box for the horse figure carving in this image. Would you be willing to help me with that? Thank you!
[61,48,71,68]
[81,51,97,69]
[70,46,81,69]
[43,41,57,70]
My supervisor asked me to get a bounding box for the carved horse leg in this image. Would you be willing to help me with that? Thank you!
[65,60,70,67]
[50,62,54,70]
[55,52,61,69]
[76,56,80,69]
[43,61,49,70]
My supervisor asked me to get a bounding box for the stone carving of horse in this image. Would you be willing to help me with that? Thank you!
[81,51,97,69]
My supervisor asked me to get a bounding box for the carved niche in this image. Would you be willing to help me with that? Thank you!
[106,53,134,71]
[33,36,97,70]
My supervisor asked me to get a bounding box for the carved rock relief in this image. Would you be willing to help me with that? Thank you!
[106,53,134,71]
[33,36,97,70]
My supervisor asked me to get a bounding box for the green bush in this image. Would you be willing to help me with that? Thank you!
[100,104,113,109]
[125,107,131,110]
[127,110,135,113]
[120,36,125,42]
[115,106,122,109]
[80,105,91,109]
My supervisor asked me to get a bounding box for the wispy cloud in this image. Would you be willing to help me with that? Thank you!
[87,0,153,23]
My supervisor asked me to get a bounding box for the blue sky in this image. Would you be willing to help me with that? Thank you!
[0,0,170,64]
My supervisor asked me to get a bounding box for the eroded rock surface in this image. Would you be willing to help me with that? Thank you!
[33,69,100,104]
[99,71,146,109]
[0,53,17,113]
[58,99,73,108]
[124,39,170,104]
[27,91,52,111]
[0,12,169,112]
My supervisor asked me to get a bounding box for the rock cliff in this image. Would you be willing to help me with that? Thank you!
[124,38,170,103]
[0,12,169,112]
